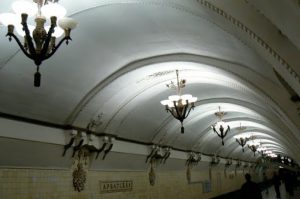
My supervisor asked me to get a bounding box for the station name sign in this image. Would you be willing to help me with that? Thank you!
[100,180,133,193]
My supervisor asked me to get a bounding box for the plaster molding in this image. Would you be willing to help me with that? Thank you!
[197,0,300,86]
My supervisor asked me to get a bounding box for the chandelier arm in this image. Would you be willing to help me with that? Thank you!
[236,139,241,145]
[6,33,34,60]
[21,23,37,57]
[223,126,230,138]
[181,102,189,119]
[40,25,56,58]
[173,102,182,120]
[212,126,221,137]
[169,108,180,121]
[183,104,194,119]
[44,36,71,60]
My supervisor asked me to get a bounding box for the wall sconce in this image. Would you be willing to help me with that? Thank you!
[146,145,172,164]
[186,152,201,167]
[210,154,220,166]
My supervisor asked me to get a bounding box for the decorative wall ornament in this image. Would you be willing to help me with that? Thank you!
[185,152,201,184]
[73,163,86,192]
[235,161,241,176]
[148,160,156,186]
[225,159,233,168]
[210,154,220,166]
[146,145,172,164]
[72,148,89,192]
[160,70,197,134]
[224,159,233,178]
[62,131,115,160]
[186,152,201,167]
[186,165,191,183]
[146,145,171,186]
[211,106,230,145]
[86,113,104,133]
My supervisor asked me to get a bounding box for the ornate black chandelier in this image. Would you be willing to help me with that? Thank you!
[233,123,250,152]
[0,0,77,87]
[211,106,230,145]
[247,140,260,156]
[160,70,197,134]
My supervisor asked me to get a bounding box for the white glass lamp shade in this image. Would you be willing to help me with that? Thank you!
[265,150,272,154]
[58,17,77,30]
[248,140,259,146]
[0,13,18,26]
[257,146,266,152]
[189,97,197,103]
[12,1,38,17]
[41,3,67,19]
[168,95,180,102]
[234,133,251,139]
[181,94,192,101]
[45,26,64,38]
[233,135,243,139]
[160,100,170,106]
[16,24,35,36]
[215,121,229,132]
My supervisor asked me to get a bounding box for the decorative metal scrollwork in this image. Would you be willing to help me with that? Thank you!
[72,148,88,192]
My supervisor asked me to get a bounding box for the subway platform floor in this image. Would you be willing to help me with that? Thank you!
[262,185,300,199]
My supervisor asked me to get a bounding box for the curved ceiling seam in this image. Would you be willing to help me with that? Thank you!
[0,49,20,70]
[197,0,300,87]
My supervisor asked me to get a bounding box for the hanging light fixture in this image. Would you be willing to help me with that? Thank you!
[233,123,249,152]
[247,140,260,156]
[211,106,230,145]
[160,70,197,134]
[234,134,251,152]
[257,145,267,155]
[0,0,77,87]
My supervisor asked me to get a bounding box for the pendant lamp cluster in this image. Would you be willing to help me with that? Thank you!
[247,140,260,157]
[233,123,250,152]
[160,70,197,134]
[0,0,77,87]
[211,106,230,145]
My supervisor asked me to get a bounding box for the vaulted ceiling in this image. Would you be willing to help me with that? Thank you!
[0,0,300,164]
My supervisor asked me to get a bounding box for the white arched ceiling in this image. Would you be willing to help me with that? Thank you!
[0,0,300,165]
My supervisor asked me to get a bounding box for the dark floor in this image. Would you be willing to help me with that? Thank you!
[263,185,300,199]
